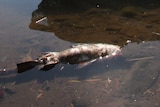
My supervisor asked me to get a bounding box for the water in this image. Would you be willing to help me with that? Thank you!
[0,0,160,107]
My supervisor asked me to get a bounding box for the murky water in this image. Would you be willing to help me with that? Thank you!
[0,0,160,107]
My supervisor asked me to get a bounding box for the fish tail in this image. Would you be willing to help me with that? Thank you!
[17,60,39,73]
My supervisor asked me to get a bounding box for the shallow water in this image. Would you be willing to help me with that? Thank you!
[0,0,160,107]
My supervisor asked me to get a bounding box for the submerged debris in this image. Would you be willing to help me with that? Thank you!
[143,89,154,96]
[42,80,50,91]
[69,80,81,83]
[68,78,102,83]
[0,87,4,100]
[84,78,101,82]
[0,85,15,101]
[3,87,15,95]
[36,93,43,100]
[11,81,16,86]
[152,32,160,36]
[105,77,112,94]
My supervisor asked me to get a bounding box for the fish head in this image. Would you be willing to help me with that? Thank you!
[106,45,121,56]
[38,52,59,65]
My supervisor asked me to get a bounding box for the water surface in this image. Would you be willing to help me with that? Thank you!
[0,0,160,107]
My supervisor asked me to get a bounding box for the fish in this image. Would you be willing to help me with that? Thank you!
[17,43,121,73]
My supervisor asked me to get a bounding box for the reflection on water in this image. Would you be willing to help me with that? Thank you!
[0,0,160,107]
[30,0,160,46]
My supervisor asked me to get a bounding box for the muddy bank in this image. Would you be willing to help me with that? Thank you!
[30,2,160,46]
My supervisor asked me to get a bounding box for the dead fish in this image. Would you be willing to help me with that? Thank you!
[17,43,121,73]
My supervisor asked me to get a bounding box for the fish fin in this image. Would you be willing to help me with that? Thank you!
[40,61,58,71]
[40,64,55,71]
[17,61,39,73]
[76,59,97,69]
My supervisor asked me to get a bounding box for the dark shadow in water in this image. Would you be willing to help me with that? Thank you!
[29,0,160,46]
[0,84,16,101]
[0,56,130,84]
[71,100,88,107]
[0,88,5,101]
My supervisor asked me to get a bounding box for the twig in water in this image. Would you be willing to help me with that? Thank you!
[36,17,47,24]
[152,32,160,36]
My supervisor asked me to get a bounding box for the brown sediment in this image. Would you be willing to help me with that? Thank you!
[30,6,160,46]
